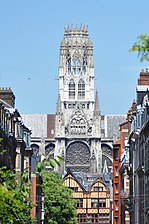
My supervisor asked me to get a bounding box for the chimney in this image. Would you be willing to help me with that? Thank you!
[138,68,149,85]
[0,87,15,108]
[137,68,149,105]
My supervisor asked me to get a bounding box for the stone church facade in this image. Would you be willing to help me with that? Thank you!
[20,25,126,222]
[55,25,102,177]
[22,25,125,183]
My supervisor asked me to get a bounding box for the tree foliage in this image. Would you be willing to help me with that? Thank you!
[0,133,64,223]
[0,166,35,224]
[42,171,77,224]
[130,34,149,62]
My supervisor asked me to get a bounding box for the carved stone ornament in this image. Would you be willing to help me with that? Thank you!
[66,166,90,173]
[66,141,90,166]
[66,105,89,135]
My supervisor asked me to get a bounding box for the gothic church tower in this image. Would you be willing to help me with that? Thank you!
[55,25,102,176]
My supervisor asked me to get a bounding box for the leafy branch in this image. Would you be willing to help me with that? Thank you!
[130,34,149,62]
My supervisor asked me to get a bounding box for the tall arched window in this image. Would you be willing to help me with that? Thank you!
[83,56,87,73]
[69,79,75,99]
[78,79,85,99]
[31,144,40,172]
[72,58,81,74]
[67,58,71,74]
[45,143,55,157]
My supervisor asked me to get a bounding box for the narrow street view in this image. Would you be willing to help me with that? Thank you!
[0,1,149,224]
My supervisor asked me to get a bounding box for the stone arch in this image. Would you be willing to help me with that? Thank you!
[101,143,113,173]
[45,143,55,157]
[31,144,40,172]
[102,155,113,173]
[101,143,113,158]
[31,143,39,156]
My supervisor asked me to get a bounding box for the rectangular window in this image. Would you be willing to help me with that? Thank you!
[69,81,75,99]
[91,198,106,208]
[99,213,110,222]
[78,80,85,100]
[115,166,119,176]
[91,199,98,208]
[115,183,118,193]
[115,217,118,224]
[114,149,118,160]
[76,198,83,208]
[99,199,106,208]
[94,186,103,192]
[69,187,78,192]
[78,91,85,99]
[88,214,98,223]
[115,200,118,211]
[69,91,75,99]
[78,214,86,223]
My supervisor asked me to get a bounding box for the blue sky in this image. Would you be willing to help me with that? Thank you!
[0,0,148,115]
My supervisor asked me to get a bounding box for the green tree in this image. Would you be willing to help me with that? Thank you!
[42,171,77,224]
[0,166,35,224]
[130,34,149,62]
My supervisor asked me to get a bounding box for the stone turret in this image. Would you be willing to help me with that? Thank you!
[55,24,102,175]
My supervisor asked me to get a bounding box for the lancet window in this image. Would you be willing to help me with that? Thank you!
[72,58,81,74]
[69,79,75,99]
[83,56,87,73]
[45,143,55,156]
[78,79,85,99]
[67,58,71,74]
[67,55,82,75]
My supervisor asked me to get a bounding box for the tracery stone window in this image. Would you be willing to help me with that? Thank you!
[67,56,81,75]
[69,109,87,135]
[102,155,112,173]
[66,141,90,172]
[45,143,55,157]
[32,144,39,156]
[31,144,40,172]
[78,79,85,99]
[67,57,71,74]
[72,58,81,74]
[101,144,112,157]
[101,144,112,173]
[83,56,87,73]
[45,143,55,170]
[69,79,75,99]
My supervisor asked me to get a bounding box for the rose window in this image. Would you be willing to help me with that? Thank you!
[66,141,90,166]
